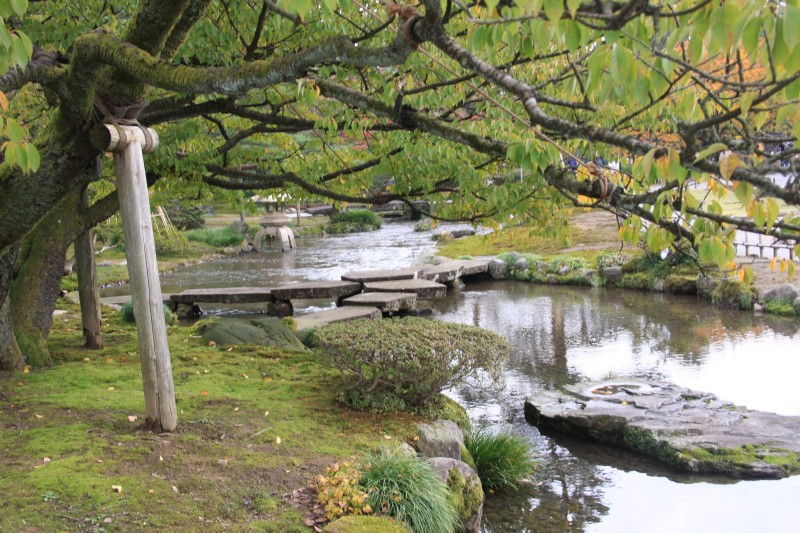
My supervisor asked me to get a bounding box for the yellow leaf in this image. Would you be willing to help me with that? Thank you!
[83,358,91,362]
[770,256,778,271]
[200,390,208,396]
[23,365,30,373]
[779,259,788,273]
[719,152,742,180]
[34,414,43,419]
[111,485,123,493]
[0,91,8,112]
[264,411,269,416]
[43,457,50,463]
[737,268,745,282]
[107,387,115,391]
[275,436,281,444]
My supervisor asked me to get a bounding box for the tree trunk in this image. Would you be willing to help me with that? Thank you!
[0,243,22,371]
[74,188,103,349]
[10,191,83,367]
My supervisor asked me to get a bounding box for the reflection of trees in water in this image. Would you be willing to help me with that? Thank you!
[438,282,798,383]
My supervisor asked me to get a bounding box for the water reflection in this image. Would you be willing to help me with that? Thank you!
[433,282,800,532]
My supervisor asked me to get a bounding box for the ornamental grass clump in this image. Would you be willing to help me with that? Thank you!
[359,450,459,533]
[313,317,510,413]
[465,427,535,490]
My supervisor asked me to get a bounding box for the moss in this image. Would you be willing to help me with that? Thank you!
[459,444,477,472]
[617,272,653,290]
[445,465,484,532]
[764,299,799,317]
[664,274,698,295]
[711,280,755,310]
[323,515,408,532]
[436,395,471,431]
[622,427,682,468]
[680,445,800,475]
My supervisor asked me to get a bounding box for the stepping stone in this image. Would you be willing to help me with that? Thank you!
[269,280,362,300]
[341,268,420,282]
[171,287,274,304]
[294,306,381,332]
[341,292,417,312]
[363,279,446,299]
[419,259,490,283]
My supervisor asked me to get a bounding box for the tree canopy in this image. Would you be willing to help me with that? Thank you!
[1,0,799,334]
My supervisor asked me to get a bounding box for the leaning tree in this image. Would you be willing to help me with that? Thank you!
[1,0,798,430]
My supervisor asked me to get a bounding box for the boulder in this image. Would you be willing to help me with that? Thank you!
[199,317,306,351]
[417,419,465,461]
[426,457,484,533]
[525,379,800,479]
[760,283,800,304]
[696,274,719,297]
[488,258,507,280]
[795,296,800,313]
[602,266,623,283]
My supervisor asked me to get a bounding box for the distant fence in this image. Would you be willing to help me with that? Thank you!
[734,230,797,261]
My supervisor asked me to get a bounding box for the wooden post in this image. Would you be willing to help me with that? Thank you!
[74,187,103,349]
[91,123,177,432]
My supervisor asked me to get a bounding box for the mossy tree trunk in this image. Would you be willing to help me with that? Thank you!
[10,190,83,367]
[0,243,22,371]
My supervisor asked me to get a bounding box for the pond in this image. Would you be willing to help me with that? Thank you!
[103,221,800,532]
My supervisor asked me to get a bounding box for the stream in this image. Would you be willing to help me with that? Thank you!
[102,221,800,532]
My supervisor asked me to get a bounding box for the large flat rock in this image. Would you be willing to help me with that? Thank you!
[171,287,274,304]
[419,259,490,283]
[269,280,362,300]
[294,306,381,332]
[341,292,417,312]
[524,379,800,479]
[363,279,447,299]
[341,268,420,282]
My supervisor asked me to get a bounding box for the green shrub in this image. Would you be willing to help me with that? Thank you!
[546,255,588,273]
[711,280,755,310]
[93,217,125,248]
[119,301,177,326]
[186,227,244,247]
[330,209,383,228]
[165,200,206,230]
[154,230,190,256]
[359,450,458,533]
[465,427,535,491]
[314,318,510,412]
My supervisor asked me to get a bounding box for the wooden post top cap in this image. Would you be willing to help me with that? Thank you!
[90,123,159,154]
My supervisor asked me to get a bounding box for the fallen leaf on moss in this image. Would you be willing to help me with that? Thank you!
[200,391,208,396]
[127,415,138,422]
[208,341,216,346]
[107,387,115,391]
[111,485,122,493]
[34,414,43,419]
[23,365,30,373]
[275,436,281,444]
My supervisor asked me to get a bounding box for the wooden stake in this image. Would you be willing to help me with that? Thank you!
[74,187,103,349]
[92,123,177,431]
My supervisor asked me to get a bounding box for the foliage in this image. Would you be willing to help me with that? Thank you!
[165,201,206,231]
[154,230,190,257]
[326,210,383,234]
[118,302,176,326]
[313,318,510,412]
[359,450,458,533]
[464,427,536,491]
[186,226,244,248]
[546,255,588,273]
[316,461,372,521]
[92,218,125,248]
[764,299,799,317]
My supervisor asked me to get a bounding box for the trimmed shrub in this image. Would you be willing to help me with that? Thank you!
[314,317,510,412]
[186,226,244,247]
[360,450,459,533]
[119,301,176,326]
[330,209,383,228]
[165,200,205,230]
[465,427,535,490]
[154,231,190,256]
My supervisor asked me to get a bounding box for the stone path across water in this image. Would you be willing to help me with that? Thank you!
[524,379,800,479]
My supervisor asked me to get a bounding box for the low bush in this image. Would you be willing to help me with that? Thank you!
[359,450,459,533]
[313,317,510,412]
[119,301,177,326]
[165,200,206,230]
[330,209,383,228]
[186,226,244,247]
[465,427,535,490]
[154,230,190,256]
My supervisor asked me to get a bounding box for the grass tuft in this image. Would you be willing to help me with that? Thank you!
[360,450,458,533]
[186,227,244,247]
[465,427,535,490]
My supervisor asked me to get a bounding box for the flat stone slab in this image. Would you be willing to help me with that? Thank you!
[294,306,381,332]
[524,379,800,479]
[363,279,447,299]
[341,268,420,282]
[269,280,362,301]
[171,287,274,304]
[419,259,490,283]
[341,292,417,312]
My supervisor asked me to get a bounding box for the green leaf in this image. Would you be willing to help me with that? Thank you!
[10,0,28,17]
[26,143,39,173]
[5,118,24,143]
[783,5,800,49]
[732,181,753,205]
[544,0,562,23]
[566,0,581,18]
[693,143,728,163]
[738,92,754,118]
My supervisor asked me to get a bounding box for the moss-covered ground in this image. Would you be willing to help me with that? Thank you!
[0,301,421,532]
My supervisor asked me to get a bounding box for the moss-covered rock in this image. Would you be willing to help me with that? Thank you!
[711,280,756,310]
[764,299,799,317]
[617,272,653,290]
[200,317,307,351]
[323,515,408,532]
[664,274,698,295]
[426,457,484,533]
[437,395,471,431]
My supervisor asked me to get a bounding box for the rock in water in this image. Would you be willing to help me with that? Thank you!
[524,379,800,479]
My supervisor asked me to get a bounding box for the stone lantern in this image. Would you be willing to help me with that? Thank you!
[252,194,296,252]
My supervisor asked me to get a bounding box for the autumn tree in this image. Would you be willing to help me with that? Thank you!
[1,1,798,428]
